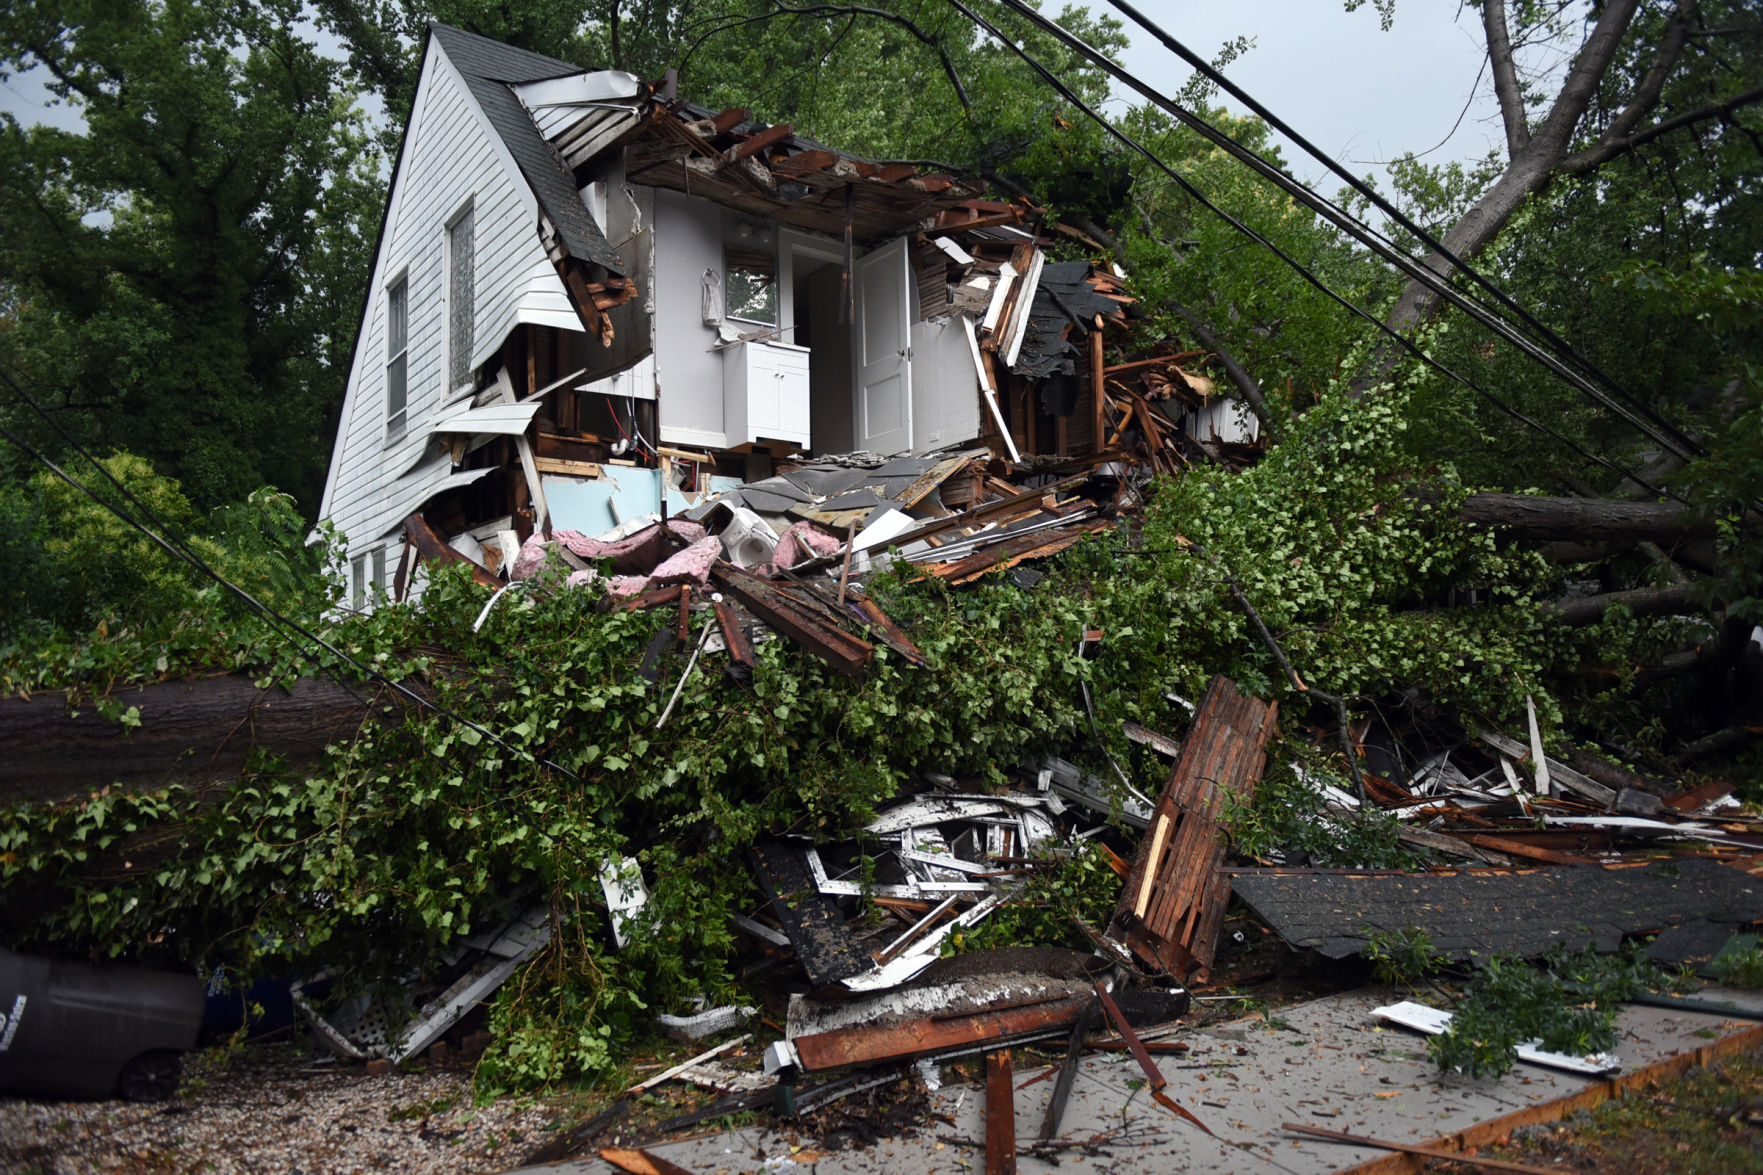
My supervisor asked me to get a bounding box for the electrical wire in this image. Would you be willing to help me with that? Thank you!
[980,0,1705,467]
[942,0,1681,502]
[0,368,589,788]
[1100,0,1705,458]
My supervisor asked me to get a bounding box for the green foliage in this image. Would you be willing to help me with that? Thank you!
[0,0,381,511]
[1224,756,1424,871]
[1362,926,1440,987]
[1430,945,1668,1079]
[0,452,331,662]
[955,840,1121,955]
[1711,941,1763,990]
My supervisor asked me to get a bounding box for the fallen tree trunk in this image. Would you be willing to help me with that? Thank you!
[1460,493,1716,544]
[1550,583,1701,627]
[0,675,414,804]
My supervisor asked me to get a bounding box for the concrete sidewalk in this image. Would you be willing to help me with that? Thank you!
[509,986,1763,1175]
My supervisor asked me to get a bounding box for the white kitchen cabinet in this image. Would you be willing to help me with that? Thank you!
[724,340,810,448]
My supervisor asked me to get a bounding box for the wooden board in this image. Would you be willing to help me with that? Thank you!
[1107,676,1277,979]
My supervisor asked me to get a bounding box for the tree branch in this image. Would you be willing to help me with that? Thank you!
[1525,0,1643,160]
[768,2,971,112]
[1482,1,1532,157]
[1561,81,1763,174]
[1602,0,1697,145]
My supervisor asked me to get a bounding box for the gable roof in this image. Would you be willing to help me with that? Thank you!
[428,22,625,276]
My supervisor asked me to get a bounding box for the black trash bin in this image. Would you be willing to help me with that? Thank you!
[0,948,204,1101]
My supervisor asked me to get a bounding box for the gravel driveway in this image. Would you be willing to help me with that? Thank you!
[0,1042,578,1174]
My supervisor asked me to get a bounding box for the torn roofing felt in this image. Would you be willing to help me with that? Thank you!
[1231,857,1763,962]
[1012,261,1140,380]
[428,22,626,277]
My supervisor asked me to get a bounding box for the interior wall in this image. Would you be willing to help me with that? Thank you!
[805,263,854,454]
[651,187,728,449]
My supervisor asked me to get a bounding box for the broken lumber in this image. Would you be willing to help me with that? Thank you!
[1107,676,1277,979]
[985,1050,1016,1175]
[711,561,872,677]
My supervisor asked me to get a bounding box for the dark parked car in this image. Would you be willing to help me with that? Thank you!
[0,948,204,1101]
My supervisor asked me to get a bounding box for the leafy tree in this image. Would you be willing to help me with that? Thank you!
[0,0,382,511]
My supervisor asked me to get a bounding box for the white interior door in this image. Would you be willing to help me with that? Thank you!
[855,237,912,455]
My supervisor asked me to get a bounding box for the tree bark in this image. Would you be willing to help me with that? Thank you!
[1459,492,1717,543]
[0,675,418,805]
[1382,0,1645,340]
[1549,582,1700,626]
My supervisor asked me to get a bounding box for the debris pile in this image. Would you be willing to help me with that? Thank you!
[1232,701,1763,970]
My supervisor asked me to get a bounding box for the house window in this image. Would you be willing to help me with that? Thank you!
[350,555,366,611]
[448,202,476,392]
[385,275,408,439]
[724,245,776,324]
[372,547,388,598]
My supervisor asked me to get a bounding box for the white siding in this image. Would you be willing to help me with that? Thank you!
[317,39,574,556]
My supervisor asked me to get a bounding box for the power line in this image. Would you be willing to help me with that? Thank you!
[981,0,1705,468]
[0,368,590,790]
[1101,0,1706,459]
[942,0,1681,501]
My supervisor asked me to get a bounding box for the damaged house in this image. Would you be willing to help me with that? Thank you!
[316,23,1258,604]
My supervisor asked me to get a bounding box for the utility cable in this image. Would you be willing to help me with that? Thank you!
[0,369,589,787]
[1101,0,1705,458]
[942,0,1680,502]
[981,0,1704,466]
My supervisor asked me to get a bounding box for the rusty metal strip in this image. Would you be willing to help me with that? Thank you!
[711,561,872,677]
[712,600,754,669]
[791,993,1088,1072]
[618,584,684,613]
[848,595,928,667]
[1286,1121,1578,1174]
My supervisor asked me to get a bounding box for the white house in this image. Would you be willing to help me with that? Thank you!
[317,24,1226,606]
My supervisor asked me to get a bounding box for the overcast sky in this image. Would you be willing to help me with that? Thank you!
[1,1,1523,186]
[1107,0,1521,186]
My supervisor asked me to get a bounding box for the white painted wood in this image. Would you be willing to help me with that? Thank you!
[855,236,913,455]
[962,314,1018,462]
[724,340,810,447]
[999,247,1044,368]
[908,316,979,450]
[652,188,729,447]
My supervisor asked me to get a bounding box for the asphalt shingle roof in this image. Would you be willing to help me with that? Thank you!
[429,23,626,276]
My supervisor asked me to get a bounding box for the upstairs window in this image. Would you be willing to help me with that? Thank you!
[724,245,776,324]
[448,202,476,393]
[385,275,408,439]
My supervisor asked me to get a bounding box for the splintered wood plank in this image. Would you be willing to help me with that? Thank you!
[791,994,1087,1071]
[986,1050,1017,1175]
[1108,676,1276,977]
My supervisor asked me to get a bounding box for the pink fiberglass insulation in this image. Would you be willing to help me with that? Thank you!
[606,574,653,597]
[552,519,709,575]
[650,535,721,586]
[565,568,600,589]
[511,534,552,581]
[768,521,842,573]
